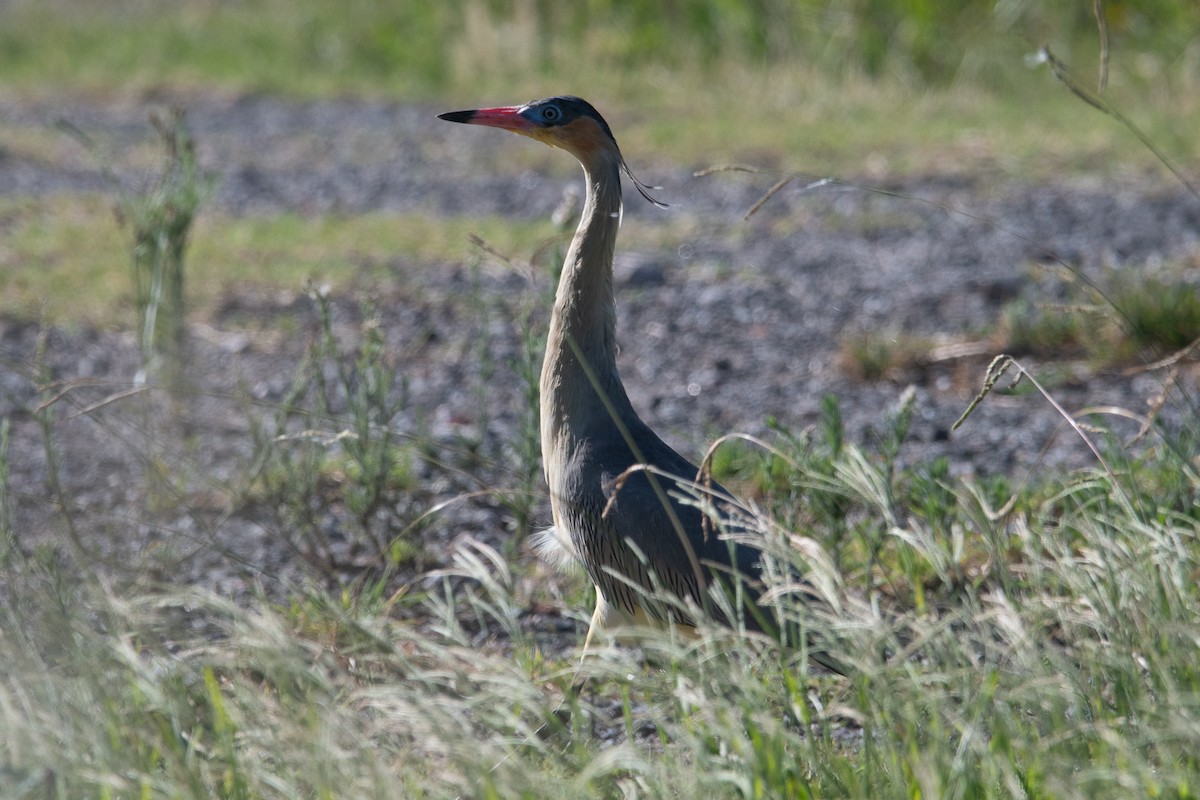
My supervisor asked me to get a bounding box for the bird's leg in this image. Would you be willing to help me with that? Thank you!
[581,593,607,656]
[568,590,608,697]
[541,594,607,740]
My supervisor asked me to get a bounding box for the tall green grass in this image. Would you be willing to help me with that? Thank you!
[3,381,1199,798]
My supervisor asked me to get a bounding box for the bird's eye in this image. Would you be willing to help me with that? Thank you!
[541,105,562,123]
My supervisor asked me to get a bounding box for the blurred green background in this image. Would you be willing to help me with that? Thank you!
[2,0,1197,170]
[3,0,1197,96]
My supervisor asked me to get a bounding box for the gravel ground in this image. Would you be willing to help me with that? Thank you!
[2,91,1198,609]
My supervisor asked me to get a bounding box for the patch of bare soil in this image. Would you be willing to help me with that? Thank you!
[2,91,1198,615]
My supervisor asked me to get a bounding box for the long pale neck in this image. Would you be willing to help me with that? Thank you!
[540,151,637,459]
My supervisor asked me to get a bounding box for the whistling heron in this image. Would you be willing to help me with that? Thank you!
[439,97,842,672]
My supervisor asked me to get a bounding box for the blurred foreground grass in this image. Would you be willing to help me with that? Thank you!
[3,382,1199,798]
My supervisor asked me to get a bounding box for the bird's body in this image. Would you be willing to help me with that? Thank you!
[438,97,818,659]
[526,108,762,641]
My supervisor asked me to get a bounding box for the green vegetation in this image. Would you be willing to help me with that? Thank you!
[96,111,212,382]
[5,373,1200,797]
[1116,273,1200,353]
[249,286,426,571]
[836,264,1200,380]
[838,330,936,381]
[0,196,702,326]
[0,199,544,325]
[998,266,1200,365]
[3,0,1195,95]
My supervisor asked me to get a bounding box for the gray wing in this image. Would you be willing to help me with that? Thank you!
[560,419,766,627]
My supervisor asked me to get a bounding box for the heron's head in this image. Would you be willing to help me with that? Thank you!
[438,95,664,205]
[438,96,619,162]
